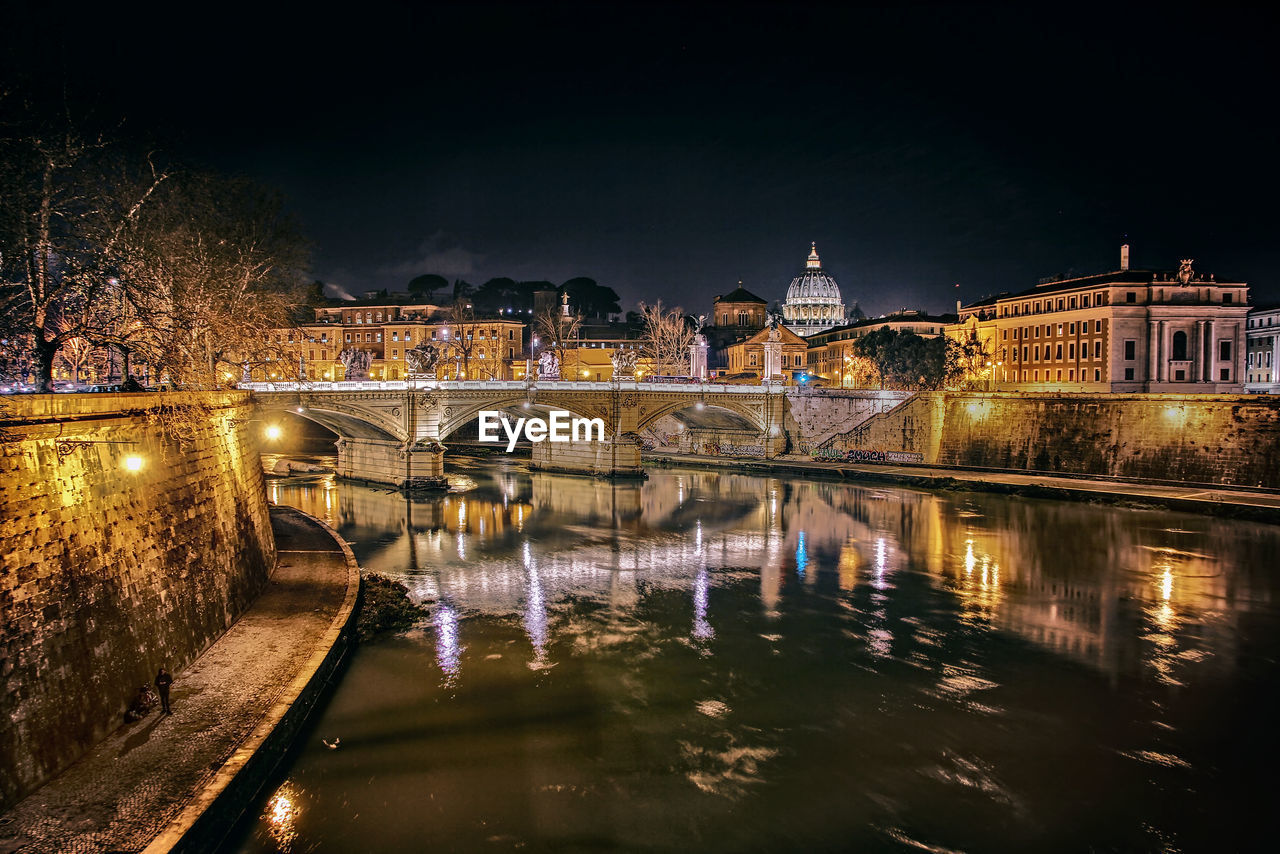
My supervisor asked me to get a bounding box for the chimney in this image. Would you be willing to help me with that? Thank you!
[1120,243,1130,271]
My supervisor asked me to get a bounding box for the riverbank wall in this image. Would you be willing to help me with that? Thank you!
[0,392,275,806]
[825,392,1280,488]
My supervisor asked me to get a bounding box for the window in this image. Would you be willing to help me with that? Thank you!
[1002,329,1008,339]
[1056,299,1064,311]
[1126,292,1136,303]
[1220,340,1232,361]
[345,333,352,342]
[1069,322,1076,334]
[1094,340,1102,359]
[1035,345,1041,360]
[1057,324,1063,336]
[1022,346,1028,361]
[508,347,515,359]
[1095,320,1102,333]
[1224,293,1233,304]
[1034,327,1040,339]
[1175,369,1185,381]
[1069,369,1074,381]
[1069,343,1075,359]
[794,355,802,366]
[1124,340,1136,360]
[1035,370,1040,381]
[749,353,757,366]
[1094,368,1101,381]
[1221,368,1230,381]
[1082,295,1090,308]
[1172,330,1188,360]
[376,333,383,342]
[1055,344,1063,360]
[1124,367,1135,380]
[405,331,412,342]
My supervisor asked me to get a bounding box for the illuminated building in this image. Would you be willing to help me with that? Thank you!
[952,246,1249,392]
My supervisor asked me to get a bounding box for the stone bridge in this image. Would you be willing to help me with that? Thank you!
[245,380,789,488]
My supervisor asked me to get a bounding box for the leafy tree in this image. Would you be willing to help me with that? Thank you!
[562,277,621,318]
[408,273,448,300]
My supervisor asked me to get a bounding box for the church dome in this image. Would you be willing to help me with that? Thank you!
[783,243,846,336]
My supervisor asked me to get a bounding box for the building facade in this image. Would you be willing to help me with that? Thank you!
[1245,305,1280,393]
[259,301,529,382]
[705,284,769,372]
[725,323,809,380]
[955,253,1248,393]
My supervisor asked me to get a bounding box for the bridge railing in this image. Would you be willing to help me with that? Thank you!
[242,380,787,395]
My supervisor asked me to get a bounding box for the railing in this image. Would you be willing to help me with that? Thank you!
[242,380,787,395]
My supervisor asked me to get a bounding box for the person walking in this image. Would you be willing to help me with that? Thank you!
[155,666,173,714]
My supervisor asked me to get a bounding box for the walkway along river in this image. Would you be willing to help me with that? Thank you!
[226,453,1280,852]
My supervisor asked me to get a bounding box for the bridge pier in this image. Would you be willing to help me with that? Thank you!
[335,437,448,490]
[529,434,645,478]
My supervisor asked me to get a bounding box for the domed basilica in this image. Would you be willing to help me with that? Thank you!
[782,243,847,336]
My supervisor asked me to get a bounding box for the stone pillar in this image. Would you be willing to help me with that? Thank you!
[1273,334,1279,387]
[1187,320,1198,384]
[335,437,447,490]
[1205,320,1216,382]
[689,337,709,380]
[1148,322,1159,387]
[762,341,783,381]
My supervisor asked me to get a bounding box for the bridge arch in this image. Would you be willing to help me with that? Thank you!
[257,399,406,442]
[635,398,769,435]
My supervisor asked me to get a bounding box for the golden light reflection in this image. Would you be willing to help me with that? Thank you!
[264,781,302,851]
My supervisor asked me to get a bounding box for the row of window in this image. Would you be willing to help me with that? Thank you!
[1248,351,1274,368]
[1002,291,1110,317]
[1005,319,1105,340]
[1007,340,1105,364]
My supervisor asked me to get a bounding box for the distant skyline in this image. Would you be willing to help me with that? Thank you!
[5,1,1277,316]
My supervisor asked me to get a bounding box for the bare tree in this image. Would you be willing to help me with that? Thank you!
[638,301,694,377]
[115,172,308,387]
[0,107,168,390]
[532,303,583,361]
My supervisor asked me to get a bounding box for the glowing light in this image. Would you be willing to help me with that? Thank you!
[265,783,302,850]
[434,604,462,683]
[693,565,714,640]
[796,531,808,577]
[265,425,282,441]
[123,455,144,472]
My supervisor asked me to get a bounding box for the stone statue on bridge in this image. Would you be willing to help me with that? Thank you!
[538,350,561,381]
[405,342,440,377]
[338,348,372,381]
[610,348,638,377]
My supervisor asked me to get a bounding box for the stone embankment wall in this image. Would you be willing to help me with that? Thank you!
[783,388,911,452]
[0,392,275,806]
[826,392,1280,487]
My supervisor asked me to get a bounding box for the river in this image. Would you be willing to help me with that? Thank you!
[226,453,1280,852]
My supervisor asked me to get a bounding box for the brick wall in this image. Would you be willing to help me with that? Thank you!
[0,393,275,805]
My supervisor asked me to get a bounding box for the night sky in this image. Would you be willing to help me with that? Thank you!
[5,1,1278,315]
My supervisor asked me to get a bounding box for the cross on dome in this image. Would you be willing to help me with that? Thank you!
[807,242,821,269]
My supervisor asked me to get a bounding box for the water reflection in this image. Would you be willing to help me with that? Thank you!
[265,454,1275,685]
[236,455,1280,852]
